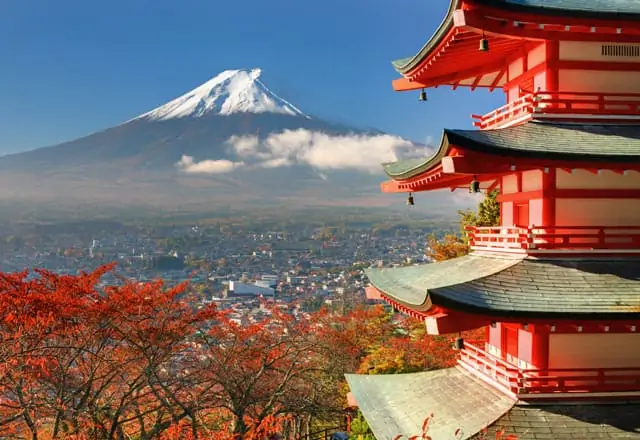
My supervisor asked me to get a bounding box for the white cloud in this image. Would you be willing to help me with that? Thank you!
[176,129,430,176]
[260,157,293,168]
[175,155,244,174]
[226,135,259,158]
[227,128,427,173]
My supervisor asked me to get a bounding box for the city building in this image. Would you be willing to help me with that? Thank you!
[346,1,640,438]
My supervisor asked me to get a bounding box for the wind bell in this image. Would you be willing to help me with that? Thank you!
[407,192,415,206]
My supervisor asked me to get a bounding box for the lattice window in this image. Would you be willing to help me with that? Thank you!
[601,44,640,57]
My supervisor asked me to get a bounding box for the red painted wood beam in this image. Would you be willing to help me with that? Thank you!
[425,312,491,335]
[392,77,430,92]
[487,179,500,191]
[401,27,459,78]
[489,69,507,92]
[442,154,536,174]
[457,9,640,42]
[542,168,557,227]
[376,288,640,331]
[503,61,547,90]
[410,59,511,88]
[470,74,483,91]
[498,190,543,203]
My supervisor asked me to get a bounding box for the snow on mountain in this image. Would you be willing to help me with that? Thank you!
[134,68,309,121]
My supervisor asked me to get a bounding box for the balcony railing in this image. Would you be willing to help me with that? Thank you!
[465,225,640,253]
[471,91,640,130]
[458,342,640,399]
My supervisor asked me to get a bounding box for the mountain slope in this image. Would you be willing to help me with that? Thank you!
[0,69,451,219]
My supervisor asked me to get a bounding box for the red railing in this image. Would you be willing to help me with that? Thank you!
[466,225,640,252]
[459,342,640,397]
[471,94,534,129]
[472,91,640,130]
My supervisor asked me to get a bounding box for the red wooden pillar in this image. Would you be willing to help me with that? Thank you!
[542,168,557,227]
[545,41,559,93]
[531,325,550,370]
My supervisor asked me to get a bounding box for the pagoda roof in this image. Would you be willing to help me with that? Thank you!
[393,0,640,76]
[383,122,640,180]
[345,367,516,440]
[365,255,640,319]
[347,367,640,440]
[472,403,640,439]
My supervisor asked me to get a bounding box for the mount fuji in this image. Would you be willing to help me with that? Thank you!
[134,68,309,121]
[0,69,434,219]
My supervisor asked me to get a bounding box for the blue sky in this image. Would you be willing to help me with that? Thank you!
[0,0,504,155]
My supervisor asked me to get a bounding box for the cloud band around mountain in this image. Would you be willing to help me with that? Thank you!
[176,129,425,174]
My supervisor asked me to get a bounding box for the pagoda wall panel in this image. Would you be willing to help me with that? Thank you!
[558,70,640,94]
[517,329,533,369]
[558,41,640,63]
[532,71,547,94]
[508,58,524,82]
[522,170,542,192]
[502,175,519,194]
[528,44,546,68]
[528,198,543,226]
[501,201,514,226]
[556,169,640,189]
[549,333,640,369]
[506,45,548,102]
[556,199,640,226]
[488,323,503,358]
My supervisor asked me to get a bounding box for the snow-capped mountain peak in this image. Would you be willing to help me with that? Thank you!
[135,68,309,121]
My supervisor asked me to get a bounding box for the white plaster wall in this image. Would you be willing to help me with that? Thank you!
[528,44,546,67]
[549,334,640,369]
[533,71,547,92]
[528,199,544,226]
[521,170,542,192]
[556,169,640,189]
[517,329,534,369]
[555,199,640,226]
[502,175,519,194]
[558,70,640,94]
[559,41,640,62]
[508,58,524,81]
[501,201,514,226]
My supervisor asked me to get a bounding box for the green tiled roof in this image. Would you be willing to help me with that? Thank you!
[346,367,515,440]
[367,256,640,318]
[365,254,521,306]
[384,122,640,180]
[393,0,640,74]
[347,367,640,439]
[473,404,640,439]
[483,0,640,16]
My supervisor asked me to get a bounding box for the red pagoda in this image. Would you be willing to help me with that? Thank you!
[346,0,640,438]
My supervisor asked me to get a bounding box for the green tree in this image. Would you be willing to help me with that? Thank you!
[427,190,500,261]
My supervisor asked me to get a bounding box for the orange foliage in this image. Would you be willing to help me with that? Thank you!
[0,266,488,439]
[0,265,349,439]
[357,315,486,374]
[427,234,469,262]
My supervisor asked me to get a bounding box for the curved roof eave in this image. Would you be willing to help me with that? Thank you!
[392,0,640,76]
[382,131,450,180]
[392,0,462,75]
